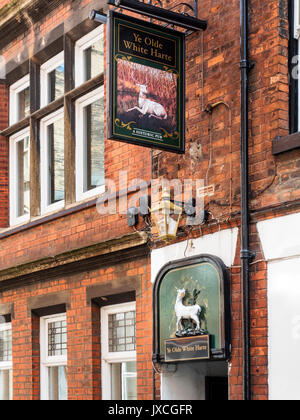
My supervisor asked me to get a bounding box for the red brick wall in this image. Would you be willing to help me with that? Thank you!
[0,0,151,266]
[0,1,288,248]
[0,257,152,400]
[153,0,291,219]
[227,223,268,400]
[0,0,298,401]
[248,0,291,210]
[0,0,10,8]
[150,0,293,401]
[0,0,154,401]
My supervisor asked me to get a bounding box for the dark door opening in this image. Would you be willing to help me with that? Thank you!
[205,377,228,400]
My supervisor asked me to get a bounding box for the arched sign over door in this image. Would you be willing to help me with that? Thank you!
[153,254,231,363]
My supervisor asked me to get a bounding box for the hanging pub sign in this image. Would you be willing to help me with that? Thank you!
[107,11,185,153]
[153,255,231,363]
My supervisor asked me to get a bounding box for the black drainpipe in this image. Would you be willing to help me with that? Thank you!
[240,0,255,401]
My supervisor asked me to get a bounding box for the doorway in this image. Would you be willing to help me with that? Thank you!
[161,361,228,400]
[205,376,228,400]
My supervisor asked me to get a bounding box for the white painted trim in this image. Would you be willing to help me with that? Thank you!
[40,52,64,107]
[257,212,300,261]
[0,322,11,332]
[75,86,105,202]
[75,26,104,87]
[257,213,300,400]
[9,74,30,126]
[40,108,65,215]
[40,313,67,401]
[0,360,12,370]
[101,302,136,400]
[267,258,300,400]
[151,228,239,283]
[9,127,30,227]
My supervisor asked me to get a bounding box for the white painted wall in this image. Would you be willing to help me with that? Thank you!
[258,212,300,400]
[257,212,300,261]
[151,228,238,283]
[151,228,238,399]
[267,259,300,400]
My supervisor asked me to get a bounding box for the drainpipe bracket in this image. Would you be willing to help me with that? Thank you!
[152,353,161,364]
[239,60,255,71]
[240,249,256,260]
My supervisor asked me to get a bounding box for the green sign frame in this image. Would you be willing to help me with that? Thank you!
[153,254,231,363]
[108,11,185,153]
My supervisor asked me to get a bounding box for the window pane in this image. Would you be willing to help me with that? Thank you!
[47,118,64,204]
[0,329,12,362]
[48,64,64,103]
[48,319,67,357]
[0,369,12,401]
[48,366,67,400]
[83,39,104,82]
[111,363,122,400]
[111,362,137,400]
[83,97,104,192]
[18,87,30,120]
[122,362,137,400]
[16,136,30,218]
[108,311,136,352]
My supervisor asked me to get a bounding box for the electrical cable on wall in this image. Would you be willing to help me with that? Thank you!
[204,101,235,216]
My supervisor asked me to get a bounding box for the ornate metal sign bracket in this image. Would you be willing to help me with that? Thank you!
[150,0,200,34]
[90,0,207,33]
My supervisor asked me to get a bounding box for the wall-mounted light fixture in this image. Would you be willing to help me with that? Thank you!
[150,189,183,243]
[127,189,207,244]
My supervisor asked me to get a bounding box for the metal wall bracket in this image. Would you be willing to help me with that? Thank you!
[127,196,150,227]
[239,60,255,71]
[106,0,207,31]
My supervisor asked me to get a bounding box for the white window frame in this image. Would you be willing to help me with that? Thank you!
[0,322,13,401]
[40,313,67,401]
[9,127,30,227]
[9,74,30,126]
[40,108,65,215]
[40,52,64,107]
[75,26,104,87]
[75,86,105,202]
[101,302,136,400]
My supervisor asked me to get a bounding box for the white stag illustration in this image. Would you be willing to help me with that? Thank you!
[175,288,201,332]
[127,84,168,120]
